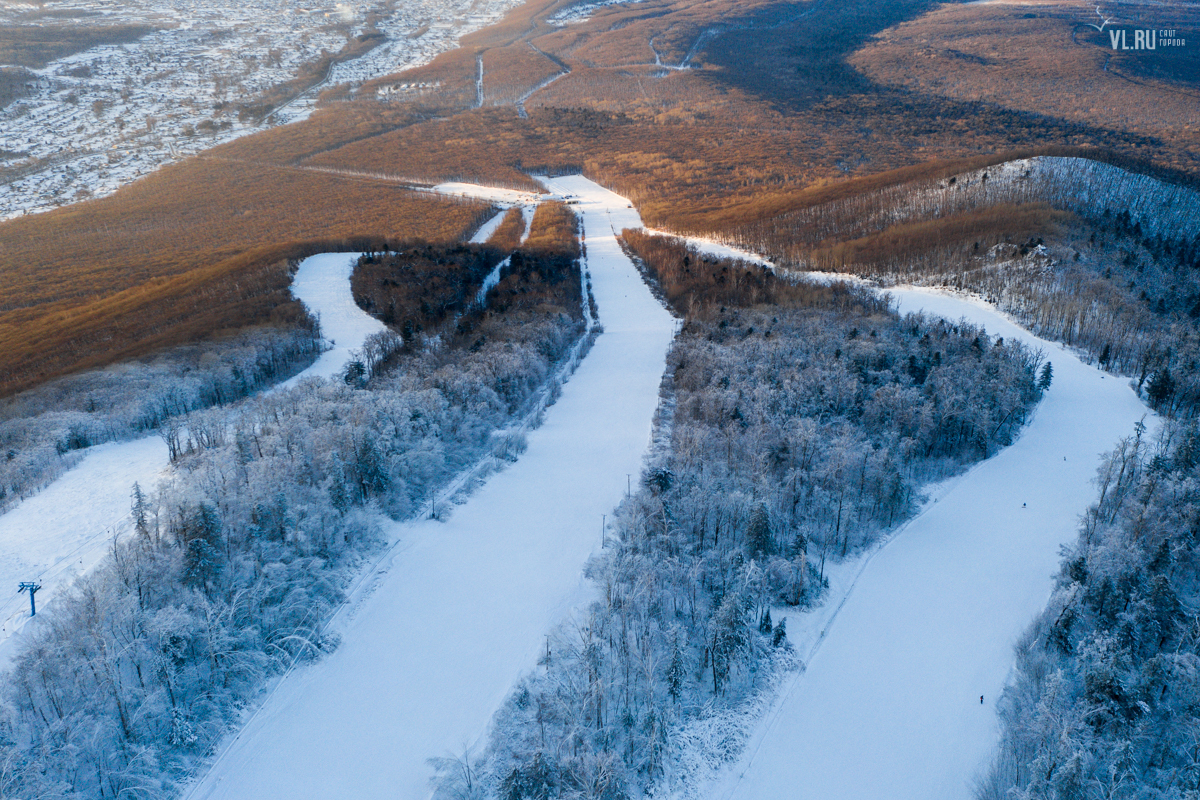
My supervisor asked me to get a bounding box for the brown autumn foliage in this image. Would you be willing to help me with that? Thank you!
[310,0,1195,227]
[799,204,1076,274]
[521,199,577,256]
[0,159,489,315]
[2,240,319,396]
[480,44,563,106]
[621,228,873,318]
[363,44,481,110]
[850,1,1200,168]
[351,243,504,338]
[209,102,429,167]
[480,201,581,318]
[4,0,1198,401]
[452,201,583,342]
[486,207,528,251]
[0,159,491,396]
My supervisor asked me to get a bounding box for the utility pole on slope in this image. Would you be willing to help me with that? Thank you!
[18,582,41,617]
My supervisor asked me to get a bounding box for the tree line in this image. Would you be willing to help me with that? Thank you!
[723,158,1200,419]
[0,323,322,513]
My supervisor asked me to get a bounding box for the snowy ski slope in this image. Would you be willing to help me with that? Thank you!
[184,176,676,800]
[2,173,1158,799]
[713,287,1155,800]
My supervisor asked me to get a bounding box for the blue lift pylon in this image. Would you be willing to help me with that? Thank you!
[18,582,40,616]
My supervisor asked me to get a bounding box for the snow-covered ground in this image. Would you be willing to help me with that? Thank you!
[644,229,775,268]
[0,251,388,663]
[710,286,1154,800]
[467,202,537,246]
[0,435,168,663]
[519,203,536,242]
[468,208,510,243]
[276,252,385,389]
[471,204,537,304]
[0,0,530,219]
[431,181,544,205]
[184,176,675,800]
[3,169,1160,798]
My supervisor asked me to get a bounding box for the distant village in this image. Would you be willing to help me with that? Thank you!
[0,0,524,219]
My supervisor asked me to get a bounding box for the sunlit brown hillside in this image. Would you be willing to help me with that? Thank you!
[0,160,491,395]
[0,0,1196,398]
[850,0,1200,173]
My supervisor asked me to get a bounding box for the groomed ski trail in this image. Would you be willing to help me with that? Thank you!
[184,176,676,800]
[713,286,1155,800]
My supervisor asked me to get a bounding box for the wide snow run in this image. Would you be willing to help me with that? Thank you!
[714,286,1155,800]
[0,437,168,657]
[432,181,544,205]
[185,176,676,800]
[0,252,386,661]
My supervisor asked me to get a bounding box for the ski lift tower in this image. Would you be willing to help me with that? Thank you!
[18,582,40,617]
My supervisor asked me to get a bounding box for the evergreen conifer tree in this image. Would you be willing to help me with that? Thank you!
[1038,362,1053,391]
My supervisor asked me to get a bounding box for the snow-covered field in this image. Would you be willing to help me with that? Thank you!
[710,286,1154,800]
[0,251,387,663]
[183,176,675,800]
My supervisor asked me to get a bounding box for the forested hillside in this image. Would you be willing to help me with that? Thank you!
[728,158,1200,419]
[0,165,493,397]
[0,216,586,797]
[0,324,321,512]
[439,233,1047,798]
[0,0,1196,794]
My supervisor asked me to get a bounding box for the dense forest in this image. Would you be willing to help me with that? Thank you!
[437,234,1047,798]
[0,164,493,397]
[1,0,1197,789]
[5,0,1194,394]
[351,243,506,338]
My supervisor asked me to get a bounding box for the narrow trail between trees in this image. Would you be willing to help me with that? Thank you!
[712,287,1155,800]
[185,176,677,800]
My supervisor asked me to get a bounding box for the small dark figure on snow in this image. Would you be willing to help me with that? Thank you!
[1022,503,1026,508]
[980,695,984,704]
